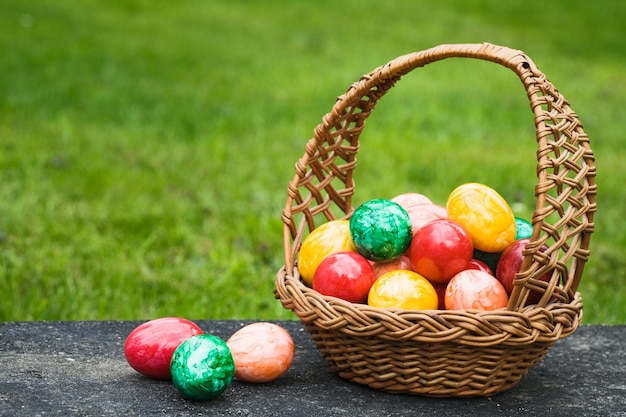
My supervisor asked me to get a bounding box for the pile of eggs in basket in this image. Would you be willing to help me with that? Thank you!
[298,182,548,311]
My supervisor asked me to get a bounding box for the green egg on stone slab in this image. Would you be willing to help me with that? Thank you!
[170,334,235,401]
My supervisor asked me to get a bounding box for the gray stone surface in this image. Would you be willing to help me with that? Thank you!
[0,320,624,417]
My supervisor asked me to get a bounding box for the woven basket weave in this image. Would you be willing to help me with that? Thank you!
[275,43,596,397]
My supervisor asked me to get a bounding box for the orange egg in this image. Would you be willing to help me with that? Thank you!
[368,270,438,310]
[297,220,356,286]
[446,182,516,253]
[226,322,295,383]
[371,254,414,279]
[444,269,509,311]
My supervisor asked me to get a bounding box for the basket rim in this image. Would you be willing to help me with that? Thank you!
[276,264,583,347]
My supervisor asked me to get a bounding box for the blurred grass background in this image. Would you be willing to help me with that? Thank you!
[0,0,624,323]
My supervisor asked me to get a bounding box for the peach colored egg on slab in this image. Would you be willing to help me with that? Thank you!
[226,322,295,383]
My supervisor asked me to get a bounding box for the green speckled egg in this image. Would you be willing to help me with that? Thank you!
[170,334,234,400]
[349,199,412,261]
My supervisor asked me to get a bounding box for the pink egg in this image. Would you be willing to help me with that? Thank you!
[405,203,448,233]
[391,192,433,207]
[391,194,447,233]
[226,322,295,383]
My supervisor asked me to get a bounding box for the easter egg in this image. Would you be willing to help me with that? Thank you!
[515,217,533,240]
[433,283,447,310]
[391,193,447,233]
[473,249,502,274]
[444,269,509,311]
[405,203,448,234]
[408,219,473,284]
[446,183,516,253]
[496,238,551,305]
[349,199,412,261]
[391,192,433,207]
[297,220,356,286]
[226,322,295,383]
[466,258,495,276]
[124,317,203,380]
[170,334,235,400]
[313,251,376,303]
[371,254,414,279]
[368,270,438,310]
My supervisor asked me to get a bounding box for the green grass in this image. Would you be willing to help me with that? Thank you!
[0,0,624,323]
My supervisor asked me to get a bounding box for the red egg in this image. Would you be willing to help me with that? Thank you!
[433,283,447,310]
[473,249,502,275]
[313,251,376,303]
[124,317,203,379]
[496,238,551,305]
[226,322,295,383]
[466,258,495,276]
[445,269,509,311]
[409,219,473,284]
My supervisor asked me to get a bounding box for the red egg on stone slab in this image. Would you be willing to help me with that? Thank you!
[124,317,204,380]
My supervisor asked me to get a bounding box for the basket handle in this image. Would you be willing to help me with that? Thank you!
[283,42,596,312]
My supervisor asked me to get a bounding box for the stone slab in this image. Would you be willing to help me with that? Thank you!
[1,321,624,416]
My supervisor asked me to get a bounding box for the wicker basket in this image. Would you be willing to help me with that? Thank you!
[275,43,596,397]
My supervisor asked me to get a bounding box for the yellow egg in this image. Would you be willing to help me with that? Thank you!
[297,220,356,286]
[368,270,439,310]
[446,183,516,253]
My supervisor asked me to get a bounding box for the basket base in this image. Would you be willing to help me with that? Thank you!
[305,324,553,398]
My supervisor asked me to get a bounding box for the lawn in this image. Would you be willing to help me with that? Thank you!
[0,0,624,323]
